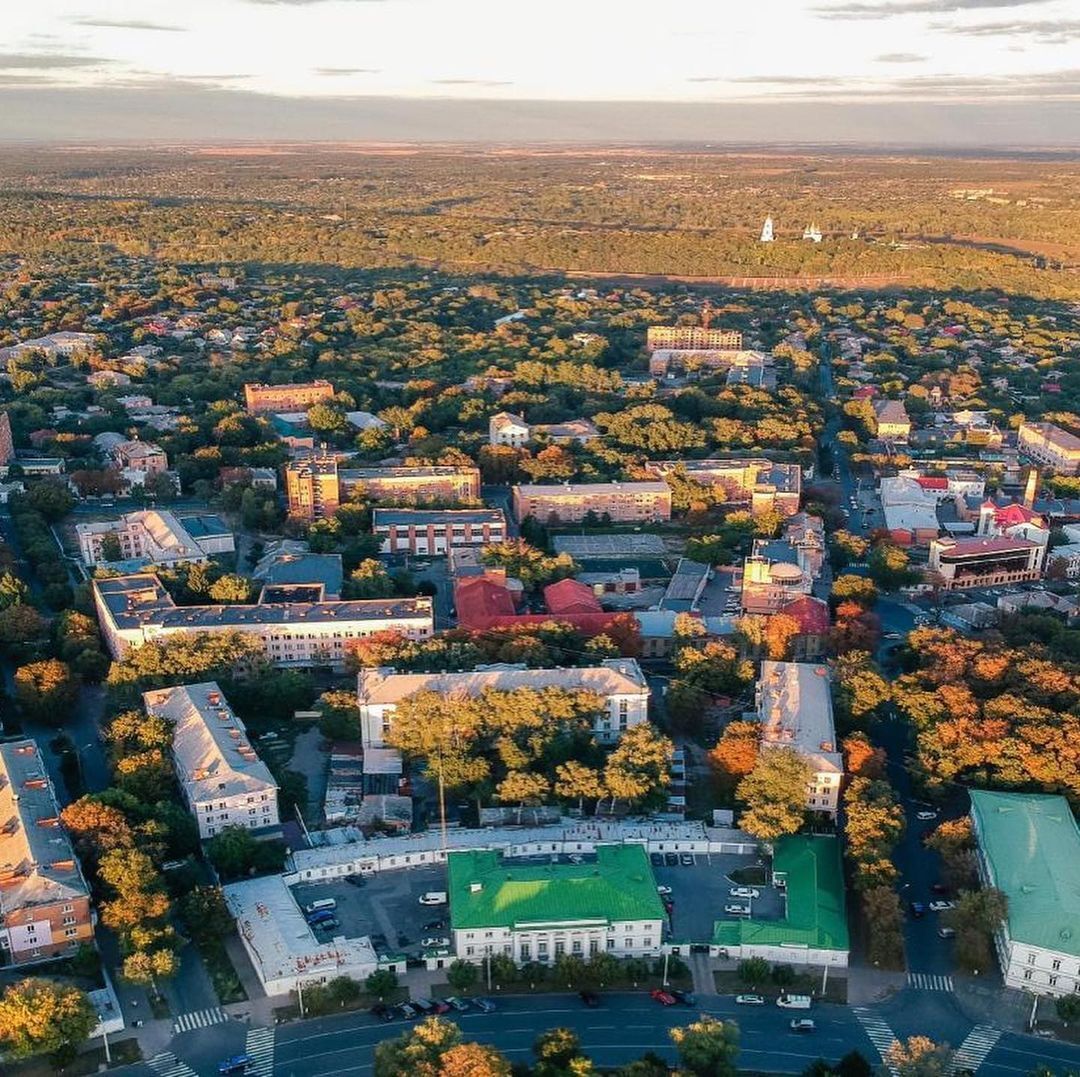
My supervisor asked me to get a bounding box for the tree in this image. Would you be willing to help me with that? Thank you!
[552,953,587,989]
[1055,993,1080,1026]
[534,1027,583,1069]
[122,948,179,992]
[495,770,550,822]
[586,951,619,987]
[554,760,604,813]
[842,733,885,779]
[373,1016,462,1077]
[669,1016,740,1077]
[831,574,878,609]
[737,956,770,986]
[178,886,235,945]
[366,968,399,998]
[439,1042,511,1077]
[764,613,801,661]
[861,886,905,967]
[208,574,255,603]
[736,748,811,841]
[14,658,78,724]
[885,1036,954,1077]
[207,825,285,880]
[843,777,905,890]
[346,558,396,599]
[709,721,761,784]
[0,570,29,609]
[868,543,917,591]
[835,1051,873,1077]
[0,978,97,1065]
[446,960,477,993]
[603,722,674,811]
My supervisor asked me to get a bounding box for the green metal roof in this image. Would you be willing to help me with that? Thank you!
[448,845,666,931]
[711,835,849,952]
[969,790,1080,959]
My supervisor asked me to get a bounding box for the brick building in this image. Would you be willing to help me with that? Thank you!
[512,482,672,524]
[244,380,335,414]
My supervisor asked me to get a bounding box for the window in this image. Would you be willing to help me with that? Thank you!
[644,938,652,947]
[572,940,582,954]
[466,946,474,957]
[64,928,78,938]
[63,916,76,926]
[590,940,599,956]
[520,944,531,960]
[1023,969,1033,981]
[624,939,633,949]
[62,903,74,913]
[606,938,615,950]
[538,942,548,955]
[1052,959,1062,972]
[555,941,565,956]
[1049,975,1059,988]
[1028,952,1037,965]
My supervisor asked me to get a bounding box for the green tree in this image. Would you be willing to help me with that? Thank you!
[1055,993,1080,1026]
[736,748,811,841]
[366,968,399,998]
[552,953,588,989]
[14,658,78,725]
[206,825,285,880]
[669,1015,740,1077]
[178,886,235,945]
[868,543,917,591]
[346,558,396,599]
[446,960,477,993]
[533,1027,584,1070]
[737,957,770,986]
[831,574,878,609]
[0,978,97,1066]
[208,573,255,603]
[554,760,604,813]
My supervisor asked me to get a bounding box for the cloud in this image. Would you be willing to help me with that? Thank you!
[749,68,1080,99]
[0,53,113,69]
[729,75,852,84]
[875,52,927,62]
[815,0,1050,19]
[936,18,1080,42]
[69,17,186,31]
[431,78,513,86]
[245,0,387,5]
[314,67,381,75]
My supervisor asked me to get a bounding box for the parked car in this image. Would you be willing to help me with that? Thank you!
[473,997,496,1013]
[664,853,678,866]
[370,1003,394,1022]
[657,885,673,896]
[790,1019,816,1033]
[929,901,955,912]
[729,887,760,899]
[419,891,448,906]
[735,994,765,1005]
[344,874,366,887]
[567,854,584,864]
[397,1003,419,1020]
[916,811,938,821]
[412,998,436,1015]
[671,990,697,1006]
[650,852,664,867]
[650,989,677,1006]
[313,918,340,931]
[304,899,336,915]
[422,919,446,932]
[679,853,695,866]
[421,936,450,949]
[579,990,601,1008]
[724,904,750,915]
[938,927,957,939]
[307,910,335,926]
[428,1000,451,1015]
[909,901,927,919]
[445,997,472,1012]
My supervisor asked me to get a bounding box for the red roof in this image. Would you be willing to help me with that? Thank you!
[852,386,878,399]
[945,536,1040,555]
[992,503,1040,528]
[453,576,516,629]
[915,476,948,491]
[779,596,832,635]
[544,578,602,615]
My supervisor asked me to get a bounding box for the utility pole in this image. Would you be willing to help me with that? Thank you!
[821,963,828,997]
[101,1028,111,1064]
[486,949,492,991]
[297,979,305,1018]
[662,951,669,988]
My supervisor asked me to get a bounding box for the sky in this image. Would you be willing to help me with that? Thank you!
[1,0,1079,144]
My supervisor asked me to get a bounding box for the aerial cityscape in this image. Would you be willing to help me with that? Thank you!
[1,3,1079,1077]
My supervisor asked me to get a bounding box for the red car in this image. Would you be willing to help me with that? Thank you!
[650,989,677,1006]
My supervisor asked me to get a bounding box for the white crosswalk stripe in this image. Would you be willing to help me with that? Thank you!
[952,1025,1003,1073]
[246,1026,276,1077]
[907,971,955,992]
[172,1005,228,1034]
[148,1052,198,1077]
[853,1007,899,1074]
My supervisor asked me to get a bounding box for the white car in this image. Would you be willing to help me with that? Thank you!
[735,994,765,1005]
[724,904,750,915]
[421,936,450,948]
[729,887,760,900]
[657,885,673,896]
[419,891,448,906]
[929,901,955,912]
[916,811,938,821]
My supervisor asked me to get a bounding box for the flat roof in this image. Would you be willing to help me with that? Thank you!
[515,481,670,497]
[757,661,841,774]
[970,790,1080,958]
[341,465,475,482]
[372,508,504,527]
[254,552,344,598]
[647,459,800,493]
[1020,421,1080,453]
[448,844,665,930]
[553,534,669,558]
[179,514,230,539]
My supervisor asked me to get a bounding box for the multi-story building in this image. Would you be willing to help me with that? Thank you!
[532,419,599,445]
[0,410,14,468]
[755,661,843,815]
[646,459,801,517]
[285,454,341,520]
[144,682,279,840]
[873,399,911,442]
[928,536,1045,590]
[0,740,94,965]
[646,326,742,351]
[970,790,1080,998]
[513,482,672,525]
[92,573,433,668]
[1018,422,1080,476]
[489,412,531,447]
[340,465,480,504]
[358,658,650,747]
[741,542,812,614]
[448,845,665,966]
[112,438,168,475]
[244,380,335,414]
[76,509,234,568]
[372,508,507,555]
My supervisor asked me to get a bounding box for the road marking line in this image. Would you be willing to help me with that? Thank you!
[148,1052,198,1077]
[952,1026,1003,1074]
[246,1026,275,1077]
[172,1005,228,1034]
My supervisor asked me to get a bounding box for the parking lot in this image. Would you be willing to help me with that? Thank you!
[292,863,450,958]
[651,851,783,943]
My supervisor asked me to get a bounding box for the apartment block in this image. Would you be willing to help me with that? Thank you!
[358,659,650,747]
[646,326,743,351]
[512,482,672,525]
[143,682,279,840]
[1018,422,1080,476]
[873,399,911,443]
[928,536,1045,590]
[76,509,234,567]
[372,507,507,555]
[285,454,341,520]
[244,380,335,414]
[92,573,434,668]
[755,662,843,815]
[340,465,480,504]
[0,740,94,965]
[646,459,801,517]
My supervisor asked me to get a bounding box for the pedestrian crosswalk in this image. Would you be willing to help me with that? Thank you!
[148,1052,198,1077]
[953,1025,1002,1073]
[172,1005,228,1034]
[907,971,955,992]
[853,1006,899,1073]
[246,1026,276,1077]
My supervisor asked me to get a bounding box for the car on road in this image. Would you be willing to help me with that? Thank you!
[724,903,750,915]
[422,919,447,932]
[729,887,760,899]
[664,852,678,866]
[735,994,765,1005]
[370,1003,394,1022]
[579,990,601,1008]
[419,891,448,905]
[938,927,956,939]
[412,998,437,1015]
[312,917,340,931]
[427,1000,451,1015]
[650,852,664,867]
[650,989,677,1006]
[218,1055,251,1075]
[445,997,471,1012]
[397,1003,419,1020]
[421,936,450,949]
[790,1019,816,1033]
[679,853,695,866]
[909,901,927,919]
[883,632,902,640]
[776,995,812,1009]
[929,901,955,912]
[473,997,496,1013]
[916,811,938,821]
[657,885,673,896]
[671,990,697,1006]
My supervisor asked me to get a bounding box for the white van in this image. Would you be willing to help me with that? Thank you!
[419,891,448,906]
[304,898,337,914]
[776,994,812,1009]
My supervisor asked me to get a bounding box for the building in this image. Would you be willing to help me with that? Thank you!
[341,465,480,504]
[253,546,344,598]
[755,662,843,815]
[285,454,341,520]
[659,558,711,613]
[552,533,669,560]
[112,439,168,476]
[741,542,812,614]
[532,419,599,445]
[760,216,774,243]
[0,740,94,965]
[711,835,848,968]
[223,874,378,996]
[76,510,234,568]
[1048,543,1080,579]
[928,536,1045,590]
[646,326,742,351]
[969,790,1080,998]
[976,501,1050,547]
[513,482,672,525]
[878,476,942,547]
[778,596,831,660]
[0,411,14,468]
[488,412,531,447]
[782,514,826,579]
[244,380,335,414]
[0,332,96,361]
[92,573,433,668]
[874,399,911,442]
[802,223,822,243]
[372,508,507,555]
[646,459,801,517]
[144,682,279,840]
[448,844,665,966]
[358,659,650,748]
[1018,422,1080,476]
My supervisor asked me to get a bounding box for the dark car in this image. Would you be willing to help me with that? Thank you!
[218,1056,251,1076]
[412,998,437,1015]
[664,852,678,866]
[671,990,697,1006]
[370,1003,394,1023]
[422,919,447,932]
[579,990,601,1008]
[345,874,366,887]
[930,883,951,895]
[650,852,664,867]
[909,901,927,919]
